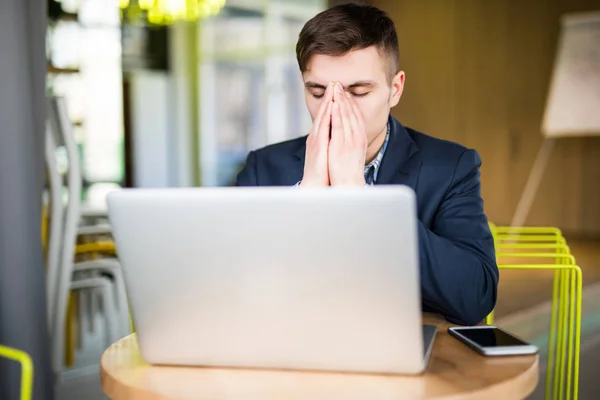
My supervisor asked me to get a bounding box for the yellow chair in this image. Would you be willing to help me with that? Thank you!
[484,240,570,326]
[495,253,581,400]
[494,226,563,236]
[496,234,566,244]
[496,241,569,249]
[0,345,33,400]
[487,226,568,328]
[488,226,581,400]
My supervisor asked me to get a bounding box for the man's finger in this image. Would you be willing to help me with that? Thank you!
[331,100,343,140]
[334,83,354,143]
[317,100,333,144]
[346,94,364,143]
[311,82,333,136]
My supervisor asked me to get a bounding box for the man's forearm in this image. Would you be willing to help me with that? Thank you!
[417,220,498,326]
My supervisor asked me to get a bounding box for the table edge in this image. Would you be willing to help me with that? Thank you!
[100,334,540,400]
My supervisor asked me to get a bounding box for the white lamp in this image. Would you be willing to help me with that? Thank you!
[511,11,600,227]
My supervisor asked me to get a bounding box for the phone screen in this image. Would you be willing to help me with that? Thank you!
[454,327,528,347]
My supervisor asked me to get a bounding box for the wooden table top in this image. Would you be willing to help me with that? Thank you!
[100,313,538,399]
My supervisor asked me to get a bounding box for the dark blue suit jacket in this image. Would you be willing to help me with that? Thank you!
[236,115,498,325]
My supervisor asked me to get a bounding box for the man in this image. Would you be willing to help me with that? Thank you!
[236,3,498,326]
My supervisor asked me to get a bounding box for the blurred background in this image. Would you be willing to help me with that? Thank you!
[1,0,599,399]
[46,0,322,202]
[46,0,600,232]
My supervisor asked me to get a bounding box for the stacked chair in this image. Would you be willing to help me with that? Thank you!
[43,96,130,378]
[487,223,582,400]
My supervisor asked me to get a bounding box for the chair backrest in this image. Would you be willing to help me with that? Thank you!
[0,345,33,400]
[44,118,64,333]
[44,96,82,375]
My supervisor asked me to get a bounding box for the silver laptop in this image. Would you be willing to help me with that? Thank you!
[106,186,436,375]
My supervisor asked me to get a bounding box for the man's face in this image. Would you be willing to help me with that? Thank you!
[302,46,404,146]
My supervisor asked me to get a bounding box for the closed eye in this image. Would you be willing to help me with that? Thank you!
[311,92,369,99]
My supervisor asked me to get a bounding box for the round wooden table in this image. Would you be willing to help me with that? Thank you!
[100,314,538,399]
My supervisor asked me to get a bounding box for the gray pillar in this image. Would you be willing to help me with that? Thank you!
[0,0,54,399]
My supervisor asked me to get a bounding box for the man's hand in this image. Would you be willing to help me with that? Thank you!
[328,82,367,186]
[299,82,334,187]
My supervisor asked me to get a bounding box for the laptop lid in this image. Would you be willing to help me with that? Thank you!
[107,186,427,374]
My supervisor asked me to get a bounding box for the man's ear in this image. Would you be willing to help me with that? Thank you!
[389,70,405,108]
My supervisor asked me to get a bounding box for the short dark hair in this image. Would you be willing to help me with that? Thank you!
[296,3,399,81]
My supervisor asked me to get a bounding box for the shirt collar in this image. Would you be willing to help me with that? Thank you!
[364,122,390,183]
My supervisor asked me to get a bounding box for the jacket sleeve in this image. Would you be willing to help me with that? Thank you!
[235,151,258,186]
[418,149,498,325]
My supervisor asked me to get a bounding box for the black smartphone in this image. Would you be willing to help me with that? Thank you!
[448,326,539,356]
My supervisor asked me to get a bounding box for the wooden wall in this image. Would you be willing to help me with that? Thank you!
[366,0,600,236]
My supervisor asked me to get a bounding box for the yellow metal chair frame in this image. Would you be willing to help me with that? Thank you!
[487,225,581,400]
[0,345,33,400]
[485,240,570,326]
[493,226,563,236]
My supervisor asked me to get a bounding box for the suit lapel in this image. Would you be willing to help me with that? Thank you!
[375,116,422,190]
[290,136,308,184]
[294,138,307,163]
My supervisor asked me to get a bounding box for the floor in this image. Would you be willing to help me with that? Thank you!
[56,237,600,399]
[529,329,600,400]
[55,313,109,400]
[497,282,600,400]
[56,366,107,400]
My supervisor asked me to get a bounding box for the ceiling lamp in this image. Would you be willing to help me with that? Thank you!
[119,0,226,25]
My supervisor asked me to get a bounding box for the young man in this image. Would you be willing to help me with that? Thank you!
[236,3,498,326]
